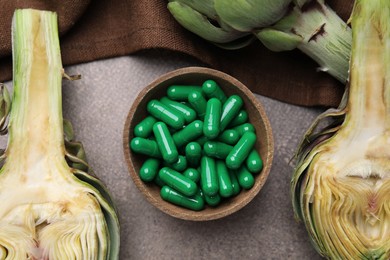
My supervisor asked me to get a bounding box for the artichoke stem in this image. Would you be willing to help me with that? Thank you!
[9,9,64,165]
[347,0,390,130]
[292,1,352,83]
[257,0,352,83]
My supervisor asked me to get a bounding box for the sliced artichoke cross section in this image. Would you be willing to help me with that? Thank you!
[292,0,390,258]
[0,9,119,259]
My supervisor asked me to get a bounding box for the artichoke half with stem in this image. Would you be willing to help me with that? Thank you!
[292,0,390,258]
[168,0,352,83]
[0,9,119,259]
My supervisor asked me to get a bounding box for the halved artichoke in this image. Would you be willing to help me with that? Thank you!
[0,9,119,259]
[292,0,390,258]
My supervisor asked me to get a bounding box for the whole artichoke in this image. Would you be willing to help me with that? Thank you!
[168,0,351,82]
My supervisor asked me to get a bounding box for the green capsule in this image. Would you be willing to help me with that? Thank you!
[159,167,197,197]
[160,97,197,124]
[130,137,161,158]
[147,99,185,129]
[204,193,221,207]
[134,116,157,138]
[226,132,257,169]
[203,98,221,139]
[195,136,209,147]
[216,160,233,198]
[167,85,202,101]
[232,123,255,137]
[172,120,203,147]
[185,142,202,167]
[165,155,187,172]
[235,165,255,190]
[154,173,165,187]
[204,141,233,160]
[217,129,240,145]
[183,168,200,183]
[160,186,204,211]
[188,91,207,119]
[229,170,241,195]
[227,110,248,128]
[153,122,178,164]
[202,79,227,103]
[246,149,263,174]
[139,158,160,182]
[200,156,219,196]
[220,95,243,131]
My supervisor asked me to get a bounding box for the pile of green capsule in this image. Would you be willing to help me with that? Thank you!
[130,79,263,211]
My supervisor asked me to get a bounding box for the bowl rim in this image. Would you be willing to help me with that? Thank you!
[123,66,274,221]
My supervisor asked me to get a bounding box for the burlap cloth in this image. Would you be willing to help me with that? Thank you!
[0,0,354,107]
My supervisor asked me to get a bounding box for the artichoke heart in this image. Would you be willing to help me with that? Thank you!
[292,0,390,258]
[0,9,119,259]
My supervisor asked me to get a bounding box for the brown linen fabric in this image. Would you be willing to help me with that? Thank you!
[0,0,354,107]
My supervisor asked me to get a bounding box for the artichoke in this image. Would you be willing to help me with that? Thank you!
[168,0,351,82]
[0,9,119,259]
[292,0,390,258]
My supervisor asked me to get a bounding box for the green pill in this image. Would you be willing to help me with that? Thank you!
[159,167,197,197]
[154,173,165,187]
[202,79,227,103]
[246,149,263,173]
[167,85,202,101]
[204,141,233,160]
[227,110,248,128]
[172,120,203,147]
[200,156,219,196]
[130,137,161,158]
[165,155,187,172]
[203,98,221,139]
[184,168,200,183]
[153,122,178,164]
[185,142,202,167]
[232,123,255,137]
[160,97,197,124]
[204,193,221,207]
[147,99,185,129]
[195,136,209,147]
[139,158,160,182]
[160,186,204,211]
[134,116,157,138]
[216,160,233,198]
[235,165,255,189]
[226,132,257,169]
[217,129,240,145]
[220,95,243,131]
[188,91,207,119]
[229,170,241,195]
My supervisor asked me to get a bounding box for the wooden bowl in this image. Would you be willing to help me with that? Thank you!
[123,67,274,221]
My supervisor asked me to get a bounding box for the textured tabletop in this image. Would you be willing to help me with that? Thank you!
[5,51,325,259]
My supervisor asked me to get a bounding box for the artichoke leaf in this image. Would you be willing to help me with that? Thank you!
[214,0,291,32]
[168,0,217,20]
[0,84,11,135]
[168,1,248,44]
[256,29,302,51]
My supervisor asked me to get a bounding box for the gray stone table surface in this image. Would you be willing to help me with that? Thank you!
[4,51,326,259]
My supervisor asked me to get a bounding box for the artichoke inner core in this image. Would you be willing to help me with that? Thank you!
[308,132,390,255]
[0,10,109,259]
